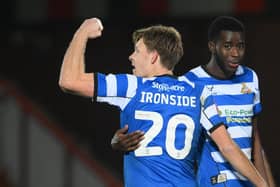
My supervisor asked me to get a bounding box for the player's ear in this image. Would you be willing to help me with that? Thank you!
[151,50,159,64]
[208,41,215,53]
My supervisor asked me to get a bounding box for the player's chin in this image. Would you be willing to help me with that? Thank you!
[225,66,238,76]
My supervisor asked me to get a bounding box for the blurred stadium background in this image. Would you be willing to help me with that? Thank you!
[1,0,280,186]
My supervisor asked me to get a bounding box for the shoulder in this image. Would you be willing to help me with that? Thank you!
[96,73,144,88]
[236,65,260,82]
[178,75,195,88]
[237,65,258,75]
[184,66,208,80]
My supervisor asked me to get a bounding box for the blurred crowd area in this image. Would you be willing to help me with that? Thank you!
[1,0,280,184]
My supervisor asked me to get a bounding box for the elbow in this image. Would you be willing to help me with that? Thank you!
[59,79,73,93]
[58,74,93,97]
[218,144,236,156]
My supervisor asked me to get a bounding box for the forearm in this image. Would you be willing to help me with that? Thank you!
[59,28,88,89]
[253,139,268,182]
[251,117,268,182]
[263,151,277,187]
[211,125,267,187]
[220,142,267,187]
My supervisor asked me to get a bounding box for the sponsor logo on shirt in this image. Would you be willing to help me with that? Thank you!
[152,82,185,92]
[219,107,253,123]
[226,117,252,123]
[224,108,253,116]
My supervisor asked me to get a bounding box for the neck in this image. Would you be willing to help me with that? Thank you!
[148,67,173,77]
[206,57,228,79]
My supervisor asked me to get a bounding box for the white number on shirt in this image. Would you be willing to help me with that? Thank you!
[134,110,195,159]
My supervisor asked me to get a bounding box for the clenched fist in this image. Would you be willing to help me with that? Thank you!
[77,17,104,39]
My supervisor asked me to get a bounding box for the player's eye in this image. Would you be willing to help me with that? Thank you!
[237,43,245,50]
[224,43,232,50]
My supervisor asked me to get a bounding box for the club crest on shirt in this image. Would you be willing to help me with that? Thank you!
[241,83,252,94]
[206,85,214,92]
[206,85,218,95]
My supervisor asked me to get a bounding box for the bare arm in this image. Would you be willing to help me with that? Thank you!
[211,125,268,187]
[252,117,276,187]
[59,18,103,97]
[111,125,145,152]
[263,151,277,187]
[252,117,269,181]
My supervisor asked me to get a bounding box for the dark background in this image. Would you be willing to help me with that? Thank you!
[1,0,280,184]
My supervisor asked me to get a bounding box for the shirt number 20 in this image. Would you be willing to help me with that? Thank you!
[134,110,195,159]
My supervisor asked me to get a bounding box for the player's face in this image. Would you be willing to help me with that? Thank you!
[214,31,245,77]
[129,38,153,77]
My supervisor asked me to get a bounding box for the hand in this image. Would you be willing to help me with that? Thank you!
[78,17,104,39]
[111,125,144,152]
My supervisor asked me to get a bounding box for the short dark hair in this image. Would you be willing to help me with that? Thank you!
[208,16,245,42]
